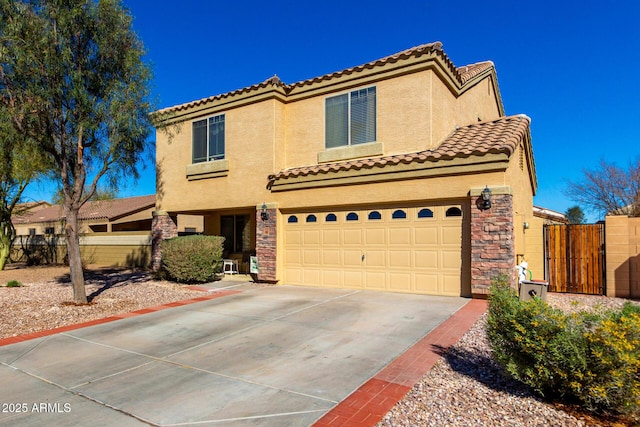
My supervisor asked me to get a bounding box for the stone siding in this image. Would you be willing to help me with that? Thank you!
[151,212,178,271]
[255,208,277,282]
[470,194,516,296]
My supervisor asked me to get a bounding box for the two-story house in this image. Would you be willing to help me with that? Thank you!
[152,42,537,297]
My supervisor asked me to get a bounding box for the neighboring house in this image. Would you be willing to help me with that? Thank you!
[13,195,203,236]
[14,200,52,216]
[13,195,157,235]
[11,195,203,267]
[152,42,538,297]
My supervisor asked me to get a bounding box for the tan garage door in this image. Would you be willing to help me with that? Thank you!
[283,204,463,296]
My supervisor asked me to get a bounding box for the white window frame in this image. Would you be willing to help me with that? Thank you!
[192,114,225,164]
[325,86,376,148]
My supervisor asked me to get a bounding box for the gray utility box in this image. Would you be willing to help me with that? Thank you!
[519,280,548,301]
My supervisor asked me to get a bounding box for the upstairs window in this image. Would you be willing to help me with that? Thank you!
[325,87,376,148]
[193,114,225,163]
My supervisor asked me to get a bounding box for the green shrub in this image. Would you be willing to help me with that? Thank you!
[5,280,23,287]
[583,302,640,416]
[161,235,224,283]
[487,276,640,420]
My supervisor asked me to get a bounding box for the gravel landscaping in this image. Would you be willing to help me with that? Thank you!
[1,264,638,426]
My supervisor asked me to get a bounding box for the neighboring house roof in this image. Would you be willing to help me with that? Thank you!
[156,42,497,115]
[13,195,156,225]
[14,201,51,214]
[269,114,531,183]
[533,206,569,223]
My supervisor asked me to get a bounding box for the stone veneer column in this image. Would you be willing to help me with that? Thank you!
[255,204,277,283]
[470,192,516,296]
[151,211,178,271]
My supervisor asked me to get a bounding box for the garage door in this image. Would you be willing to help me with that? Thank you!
[283,204,463,296]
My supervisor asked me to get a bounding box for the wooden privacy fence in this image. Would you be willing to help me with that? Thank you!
[544,223,605,294]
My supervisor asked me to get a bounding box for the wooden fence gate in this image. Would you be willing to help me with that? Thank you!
[544,223,605,294]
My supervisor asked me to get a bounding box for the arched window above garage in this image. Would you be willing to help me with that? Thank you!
[346,212,359,221]
[325,213,337,222]
[288,215,299,223]
[418,208,434,218]
[306,214,317,223]
[446,207,462,217]
[392,209,407,219]
[368,211,382,220]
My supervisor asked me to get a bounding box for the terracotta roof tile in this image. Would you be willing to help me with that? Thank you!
[13,195,156,225]
[157,42,494,115]
[269,115,530,182]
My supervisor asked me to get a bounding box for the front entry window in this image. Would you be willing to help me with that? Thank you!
[221,215,250,254]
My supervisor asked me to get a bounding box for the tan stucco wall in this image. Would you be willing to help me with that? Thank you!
[430,74,501,146]
[156,99,278,213]
[605,215,640,298]
[504,145,535,266]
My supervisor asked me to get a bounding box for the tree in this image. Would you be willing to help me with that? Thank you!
[565,205,585,224]
[0,0,153,303]
[0,107,50,270]
[566,159,640,218]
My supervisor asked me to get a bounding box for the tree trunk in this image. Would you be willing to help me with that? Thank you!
[0,237,10,270]
[0,220,13,271]
[65,209,87,304]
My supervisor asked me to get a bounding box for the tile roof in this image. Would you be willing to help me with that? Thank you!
[13,195,156,224]
[157,42,494,114]
[269,115,530,182]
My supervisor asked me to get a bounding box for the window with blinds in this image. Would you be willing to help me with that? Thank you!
[325,87,376,148]
[192,114,225,163]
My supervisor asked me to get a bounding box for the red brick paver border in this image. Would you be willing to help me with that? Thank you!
[312,299,488,427]
[0,289,241,347]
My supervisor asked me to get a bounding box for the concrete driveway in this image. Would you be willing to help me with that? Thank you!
[0,283,468,426]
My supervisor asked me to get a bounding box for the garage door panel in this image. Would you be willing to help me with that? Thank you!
[442,275,461,296]
[322,270,342,287]
[304,230,321,245]
[364,271,386,290]
[343,229,362,245]
[441,227,461,245]
[285,268,302,284]
[285,250,302,265]
[322,250,341,266]
[365,228,386,245]
[344,250,363,266]
[415,228,437,245]
[344,271,363,288]
[302,269,321,286]
[364,250,385,267]
[441,251,461,269]
[323,229,341,245]
[303,250,320,265]
[389,228,411,245]
[415,250,438,268]
[285,230,302,245]
[389,273,411,291]
[389,250,411,268]
[415,273,439,293]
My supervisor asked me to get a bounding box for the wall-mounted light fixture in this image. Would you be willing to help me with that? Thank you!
[481,186,492,210]
[523,222,530,231]
[260,203,269,221]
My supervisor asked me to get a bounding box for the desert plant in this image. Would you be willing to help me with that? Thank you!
[6,279,22,287]
[487,276,640,421]
[161,235,224,283]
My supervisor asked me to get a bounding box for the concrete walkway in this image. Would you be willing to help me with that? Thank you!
[0,283,482,426]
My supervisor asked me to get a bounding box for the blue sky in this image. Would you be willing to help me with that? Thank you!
[23,0,639,221]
